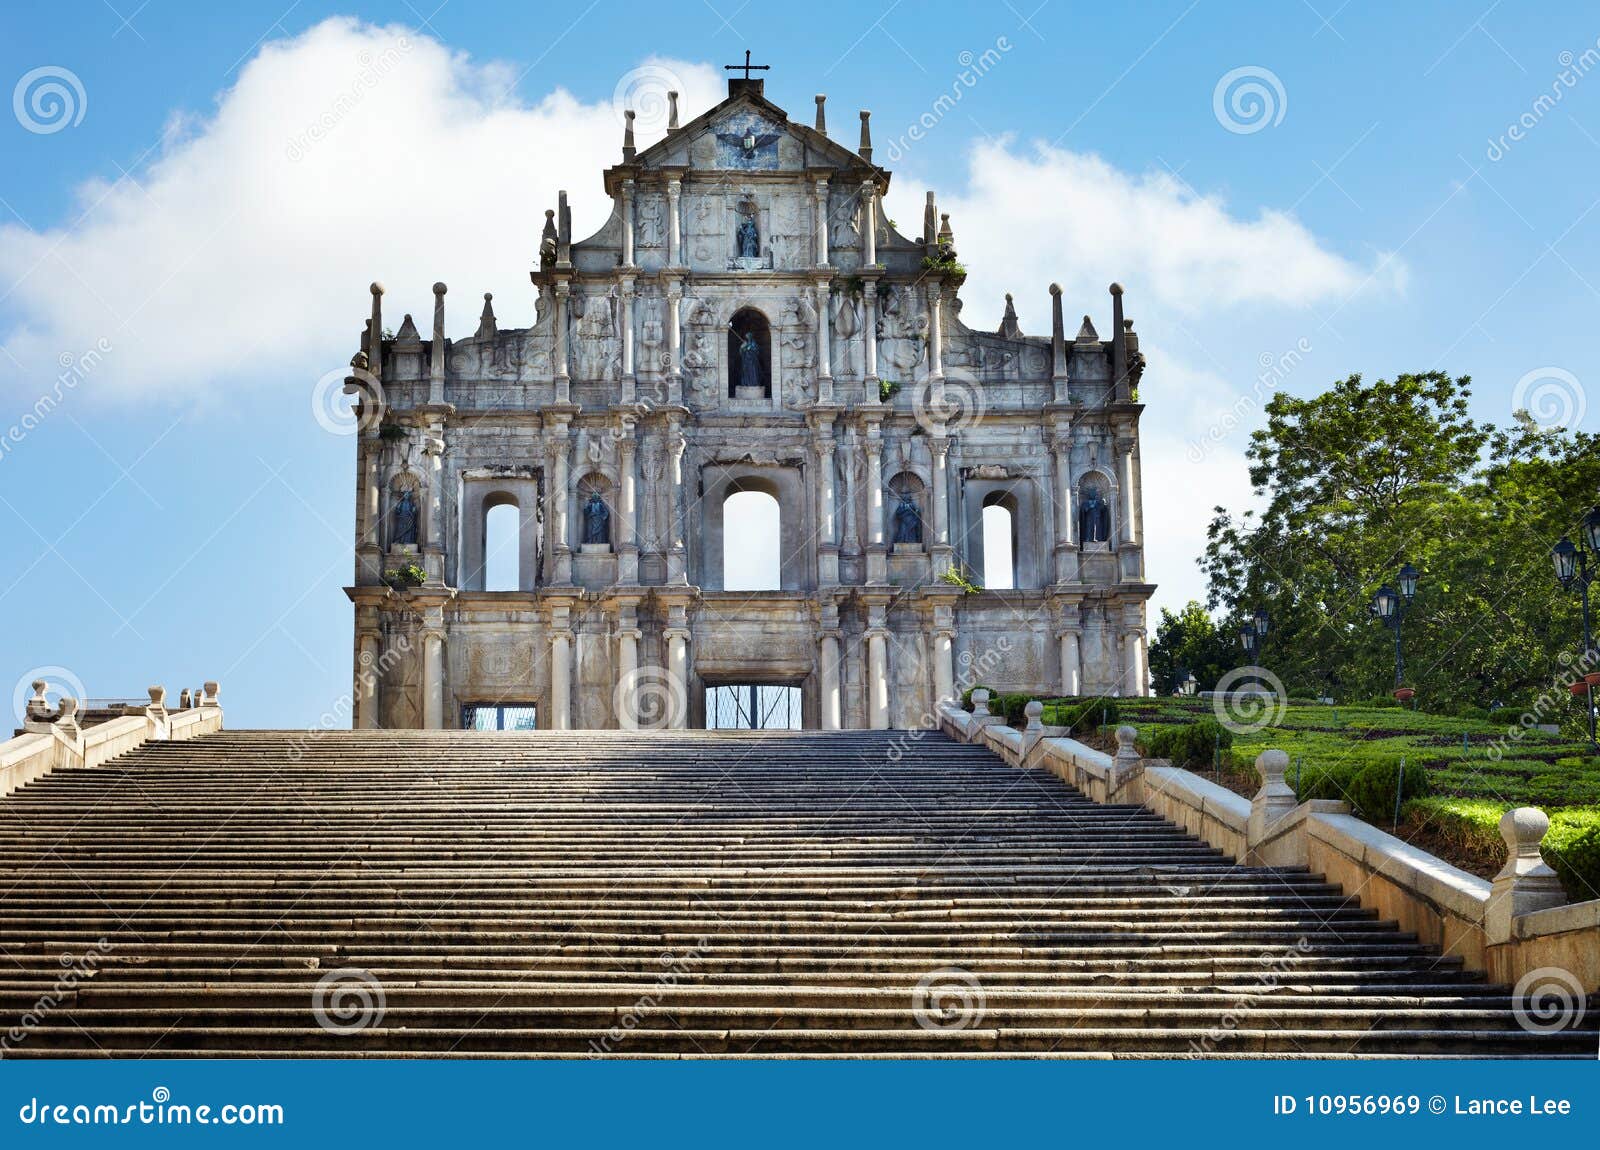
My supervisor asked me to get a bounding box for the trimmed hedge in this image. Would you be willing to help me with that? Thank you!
[1145,719,1232,770]
[1297,757,1430,821]
[1040,697,1119,734]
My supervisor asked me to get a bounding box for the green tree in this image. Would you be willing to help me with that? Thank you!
[1147,601,1236,695]
[1201,370,1600,732]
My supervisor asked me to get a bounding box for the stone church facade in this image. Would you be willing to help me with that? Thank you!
[343,75,1153,731]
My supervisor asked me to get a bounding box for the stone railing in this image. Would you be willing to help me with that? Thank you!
[938,690,1600,993]
[1,680,223,797]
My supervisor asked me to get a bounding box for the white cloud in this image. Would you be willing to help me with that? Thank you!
[885,139,1398,618]
[0,22,1392,624]
[0,19,721,397]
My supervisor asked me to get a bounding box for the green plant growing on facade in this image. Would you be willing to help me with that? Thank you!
[384,563,427,590]
[878,379,900,402]
[939,565,982,595]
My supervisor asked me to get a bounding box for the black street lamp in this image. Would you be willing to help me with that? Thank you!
[1551,505,1600,750]
[1238,622,1257,656]
[1253,607,1271,639]
[1371,563,1419,690]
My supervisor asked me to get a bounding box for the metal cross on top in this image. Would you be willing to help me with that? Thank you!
[724,50,769,81]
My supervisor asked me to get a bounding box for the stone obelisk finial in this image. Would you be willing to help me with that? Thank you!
[858,110,872,162]
[814,94,826,134]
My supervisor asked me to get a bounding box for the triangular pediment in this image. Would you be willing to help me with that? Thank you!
[623,87,884,183]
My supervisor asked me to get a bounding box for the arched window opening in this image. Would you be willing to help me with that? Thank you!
[981,495,1016,590]
[484,499,521,592]
[722,488,780,590]
[728,307,771,398]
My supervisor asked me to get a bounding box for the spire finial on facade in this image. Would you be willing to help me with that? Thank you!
[858,110,872,162]
[999,292,1020,339]
[557,190,572,264]
[814,94,826,134]
[476,292,497,339]
[667,91,680,131]
[622,109,637,160]
[429,282,447,405]
[539,209,557,268]
[1049,284,1066,386]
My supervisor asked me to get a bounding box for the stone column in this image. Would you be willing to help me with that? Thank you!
[841,429,860,554]
[932,627,955,706]
[553,282,571,401]
[619,277,635,402]
[422,618,445,729]
[615,626,640,728]
[863,286,879,384]
[812,438,838,550]
[865,429,886,583]
[665,281,683,402]
[617,435,639,583]
[549,628,572,730]
[550,422,572,583]
[664,625,689,729]
[666,178,681,266]
[1059,631,1081,696]
[666,423,687,583]
[1486,808,1569,942]
[1117,435,1138,547]
[930,436,951,573]
[422,435,444,555]
[866,629,890,729]
[1122,630,1142,697]
[927,285,944,381]
[355,622,381,730]
[620,179,635,267]
[813,178,830,267]
[815,281,833,403]
[428,282,447,406]
[861,181,877,266]
[819,630,842,731]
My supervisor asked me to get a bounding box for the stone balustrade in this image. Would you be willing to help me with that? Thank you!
[2,679,224,797]
[935,699,1600,993]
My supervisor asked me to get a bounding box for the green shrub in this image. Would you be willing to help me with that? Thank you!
[1344,759,1430,821]
[1360,695,1402,709]
[997,693,1032,725]
[1146,720,1233,769]
[1547,825,1600,902]
[1044,697,1118,733]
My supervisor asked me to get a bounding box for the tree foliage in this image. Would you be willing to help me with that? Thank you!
[1164,370,1600,734]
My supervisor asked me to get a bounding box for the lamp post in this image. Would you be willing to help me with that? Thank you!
[1551,505,1600,750]
[1372,563,1419,691]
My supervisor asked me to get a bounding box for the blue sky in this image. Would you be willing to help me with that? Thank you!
[2,1,1597,726]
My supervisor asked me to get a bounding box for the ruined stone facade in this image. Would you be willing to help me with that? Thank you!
[344,77,1153,731]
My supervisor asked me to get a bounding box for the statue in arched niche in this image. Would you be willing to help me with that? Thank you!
[892,493,923,545]
[1078,483,1111,544]
[391,489,419,546]
[583,491,610,545]
[738,331,762,389]
[736,209,760,258]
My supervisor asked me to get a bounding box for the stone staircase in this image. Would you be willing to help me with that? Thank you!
[1,729,1593,1058]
